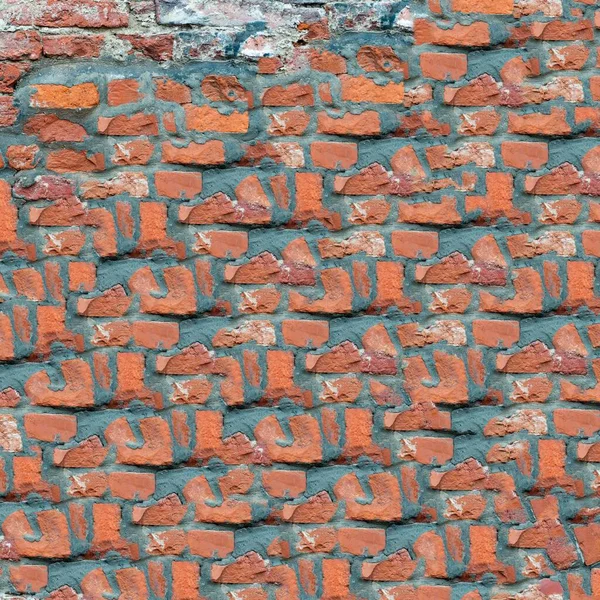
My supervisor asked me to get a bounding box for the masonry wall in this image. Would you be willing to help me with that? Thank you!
[0,0,599,598]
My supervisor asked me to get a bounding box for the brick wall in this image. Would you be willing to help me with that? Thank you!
[0,0,599,597]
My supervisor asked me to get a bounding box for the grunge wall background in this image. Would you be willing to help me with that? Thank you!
[0,0,599,597]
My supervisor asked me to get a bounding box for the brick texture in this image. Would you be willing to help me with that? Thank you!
[0,0,599,598]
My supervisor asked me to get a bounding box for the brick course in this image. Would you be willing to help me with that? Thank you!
[0,0,599,598]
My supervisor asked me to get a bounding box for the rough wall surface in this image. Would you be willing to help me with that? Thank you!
[0,0,600,598]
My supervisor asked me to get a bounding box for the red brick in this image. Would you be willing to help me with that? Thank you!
[154,77,191,104]
[193,231,248,258]
[42,35,103,58]
[282,320,329,347]
[98,113,159,136]
[68,262,96,292]
[0,3,597,594]
[108,79,143,106]
[185,104,249,133]
[9,564,48,593]
[47,149,105,173]
[118,34,174,61]
[31,83,99,109]
[0,62,29,93]
[155,171,202,199]
[24,114,87,143]
[268,110,310,136]
[391,231,439,259]
[310,50,347,74]
[9,0,128,28]
[0,31,42,60]
[501,141,548,169]
[108,472,155,500]
[162,141,225,165]
[357,46,408,76]
[414,19,491,47]
[508,108,571,135]
[451,0,513,14]
[7,145,38,170]
[24,414,77,442]
[0,96,19,126]
[112,140,154,166]
[473,320,520,347]
[310,141,358,170]
[263,83,314,106]
[317,111,380,135]
[340,75,404,104]
[262,470,307,497]
[420,52,468,80]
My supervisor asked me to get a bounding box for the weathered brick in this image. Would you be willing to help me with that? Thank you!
[107,79,143,106]
[501,141,549,169]
[310,141,357,170]
[162,140,225,165]
[118,34,174,61]
[1,0,598,597]
[31,83,99,109]
[155,171,202,199]
[97,113,159,136]
[8,0,129,27]
[42,35,103,58]
[339,75,404,104]
[420,52,468,80]
[0,31,42,60]
[185,104,249,133]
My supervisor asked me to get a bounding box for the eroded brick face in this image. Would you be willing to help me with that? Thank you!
[0,0,600,598]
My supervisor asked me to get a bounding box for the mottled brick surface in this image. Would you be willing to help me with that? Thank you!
[0,0,600,598]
